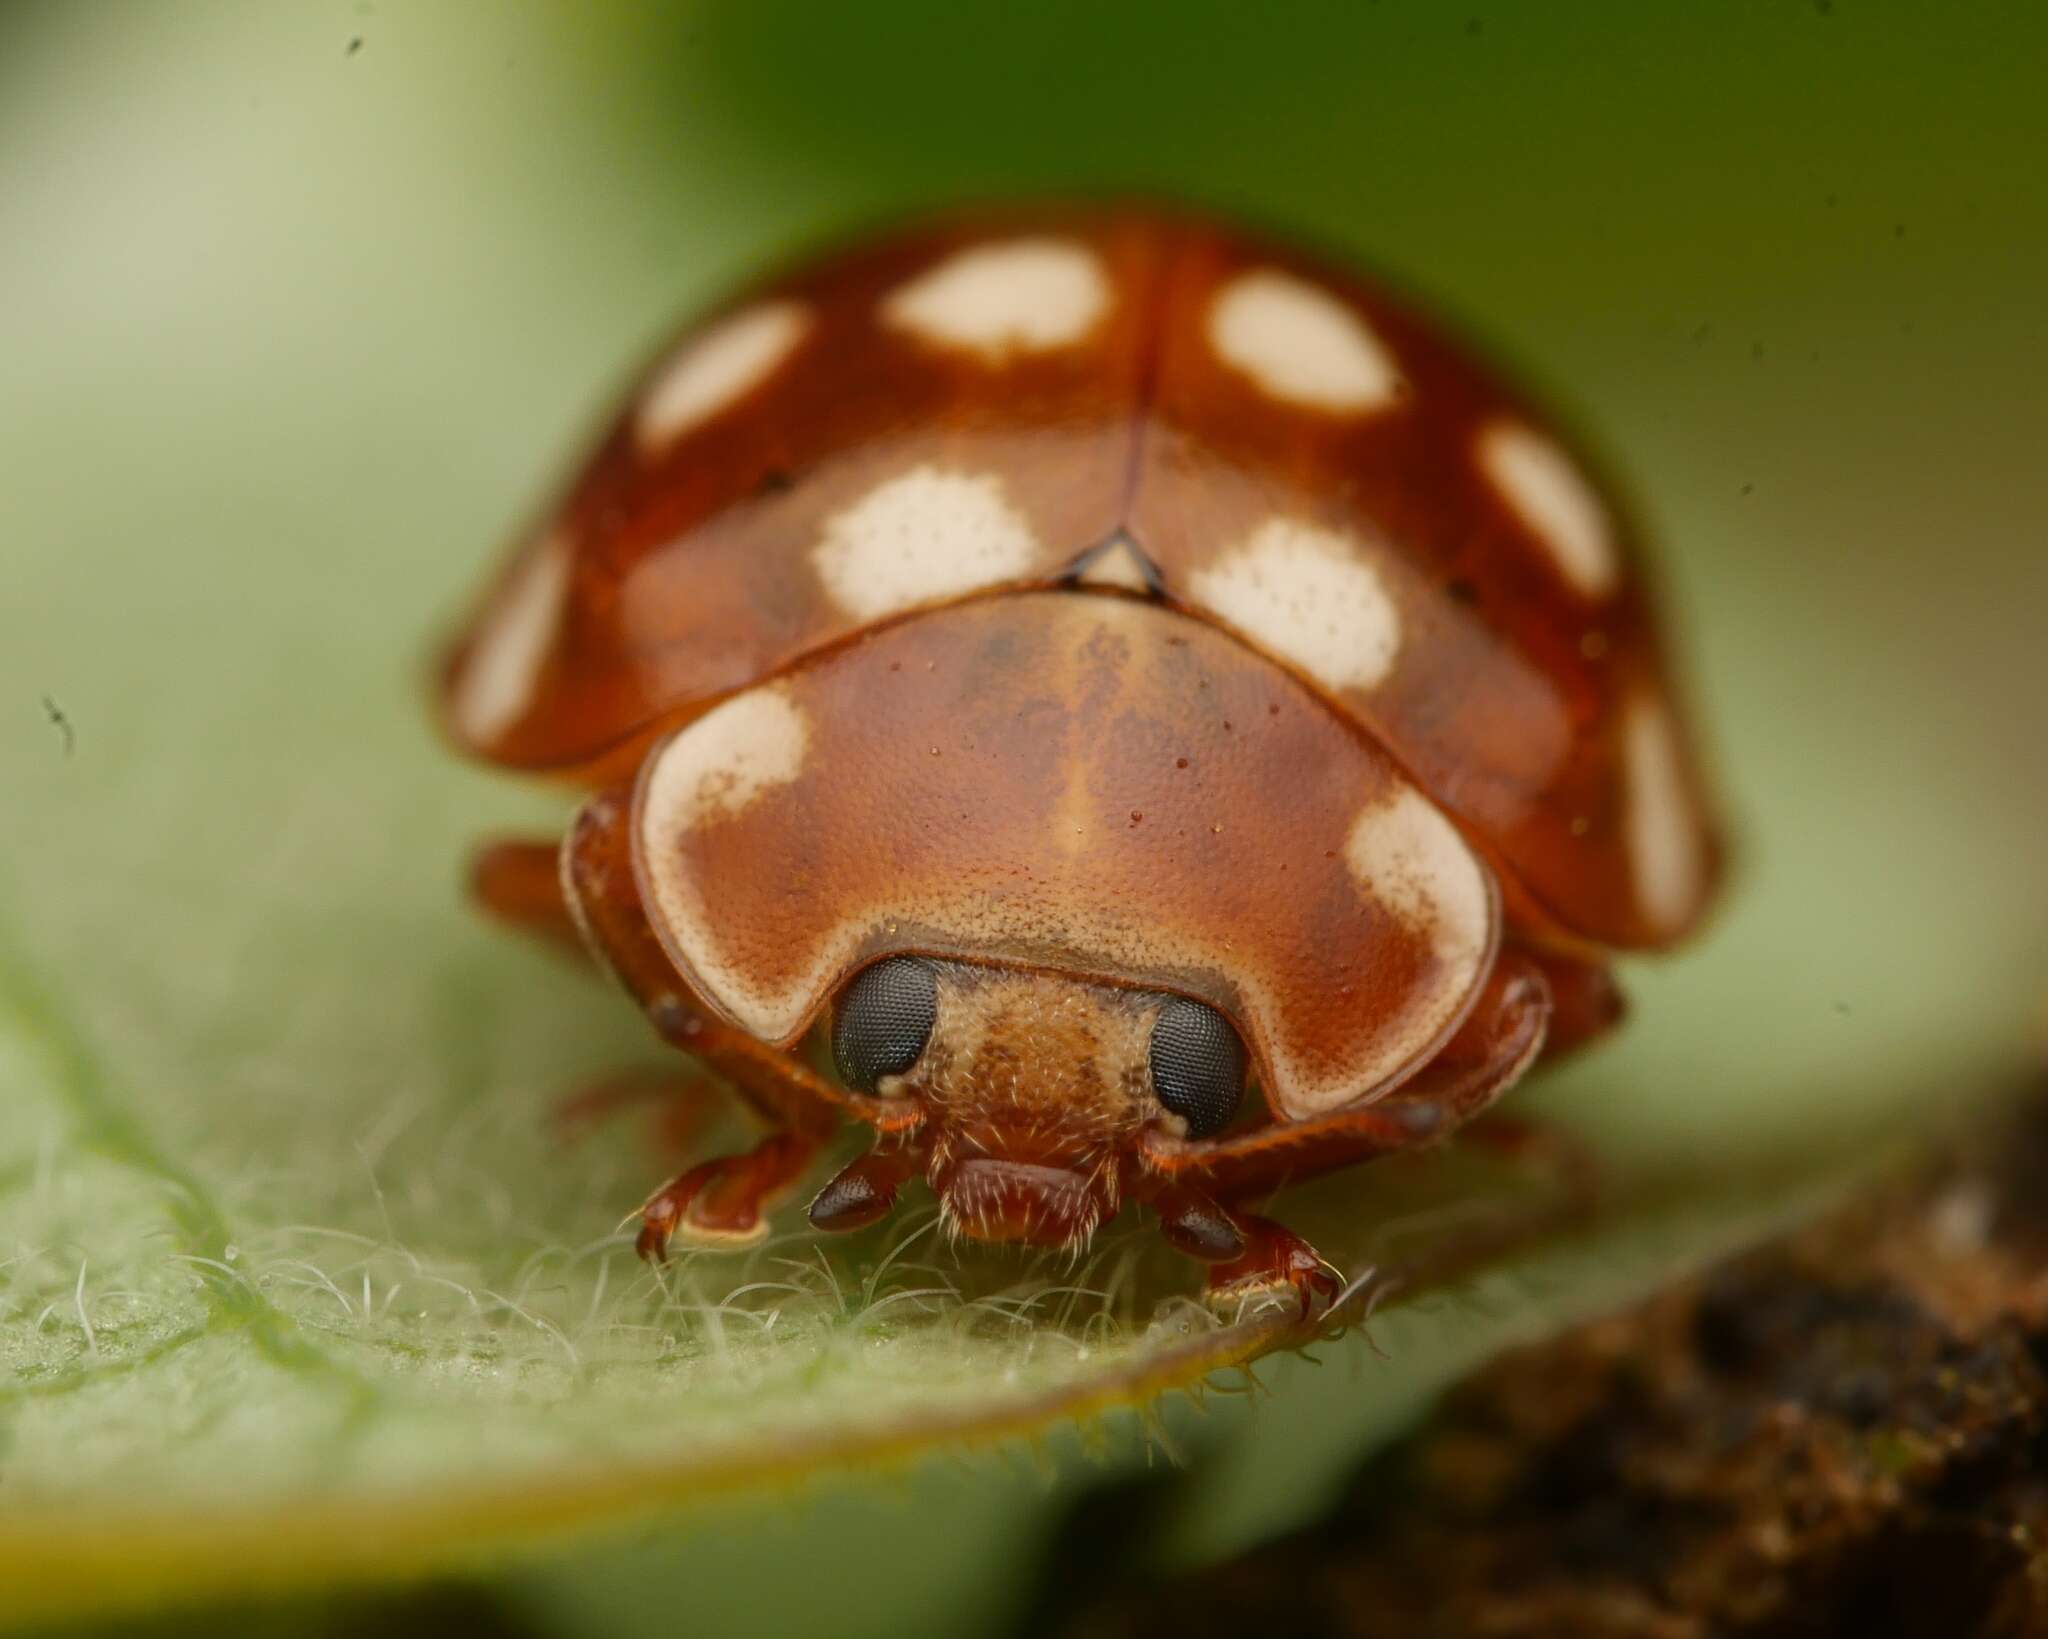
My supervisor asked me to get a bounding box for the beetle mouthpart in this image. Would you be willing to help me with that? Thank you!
[1151,1183,1247,1263]
[935,1158,1109,1250]
[807,1148,916,1233]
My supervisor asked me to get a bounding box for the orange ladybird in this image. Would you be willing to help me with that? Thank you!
[438,207,1722,1313]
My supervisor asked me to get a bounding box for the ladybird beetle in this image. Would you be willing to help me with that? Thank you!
[438,207,1722,1314]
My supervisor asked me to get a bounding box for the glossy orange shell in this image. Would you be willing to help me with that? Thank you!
[629,594,1501,1121]
[440,206,1722,953]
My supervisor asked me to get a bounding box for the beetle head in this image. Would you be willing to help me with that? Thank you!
[826,956,1247,1252]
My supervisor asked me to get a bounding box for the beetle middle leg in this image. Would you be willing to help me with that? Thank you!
[469,836,725,1155]
[468,835,586,956]
[552,1064,720,1155]
[1522,947,1624,1061]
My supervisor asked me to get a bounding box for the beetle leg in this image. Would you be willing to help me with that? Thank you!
[468,836,587,956]
[1522,945,1624,1061]
[1202,1213,1344,1319]
[552,1064,721,1153]
[1133,1179,1336,1316]
[1138,946,1553,1203]
[565,786,831,1250]
[558,787,923,1255]
[468,837,727,1148]
[636,1131,819,1257]
[1141,950,1566,1317]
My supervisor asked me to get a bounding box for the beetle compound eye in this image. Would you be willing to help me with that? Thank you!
[832,957,938,1093]
[1149,997,1246,1139]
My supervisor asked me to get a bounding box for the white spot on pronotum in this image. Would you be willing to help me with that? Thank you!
[451,534,570,744]
[1625,693,1706,934]
[882,237,1109,358]
[635,299,811,452]
[1477,418,1619,598]
[1188,519,1402,692]
[640,685,809,838]
[812,466,1043,621]
[1344,788,1493,969]
[1207,268,1401,411]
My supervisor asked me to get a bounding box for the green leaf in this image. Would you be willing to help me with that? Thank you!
[3,4,2045,1635]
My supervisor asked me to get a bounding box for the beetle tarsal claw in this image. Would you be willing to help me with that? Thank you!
[1202,1279,1308,1325]
[633,1133,820,1260]
[1202,1263,1344,1324]
[666,1217,773,1251]
[635,1191,772,1260]
[1200,1214,1344,1320]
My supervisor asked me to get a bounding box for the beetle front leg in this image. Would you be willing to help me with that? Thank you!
[637,1130,819,1254]
[1135,1178,1334,1316]
[1141,947,1555,1314]
[558,787,914,1257]
[1142,1179,1341,1318]
[1203,1213,1343,1318]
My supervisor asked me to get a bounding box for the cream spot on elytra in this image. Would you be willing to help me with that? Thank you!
[1207,268,1400,411]
[1625,693,1706,935]
[450,534,569,744]
[1477,418,1619,598]
[634,299,811,452]
[812,466,1043,621]
[1187,518,1402,692]
[882,237,1109,358]
[1343,788,1493,970]
[640,684,810,838]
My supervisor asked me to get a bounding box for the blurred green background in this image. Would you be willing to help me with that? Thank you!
[2,3,2044,1635]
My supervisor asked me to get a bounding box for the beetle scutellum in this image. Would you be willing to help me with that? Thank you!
[438,208,1722,1312]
